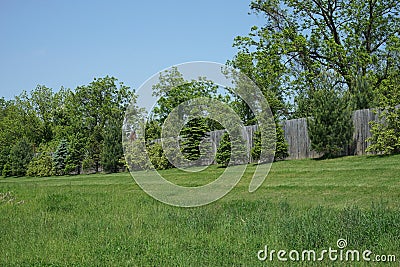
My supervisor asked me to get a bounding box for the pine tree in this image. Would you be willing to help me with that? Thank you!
[216,127,249,167]
[65,133,85,174]
[216,132,231,167]
[9,139,34,176]
[101,118,123,173]
[180,118,209,161]
[308,88,353,158]
[53,139,68,175]
[251,124,288,162]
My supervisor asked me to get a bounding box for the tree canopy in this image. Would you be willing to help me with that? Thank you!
[0,76,135,176]
[230,0,400,117]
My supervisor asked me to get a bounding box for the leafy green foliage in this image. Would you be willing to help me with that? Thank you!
[251,124,289,162]
[367,72,400,154]
[65,133,86,174]
[0,76,135,177]
[1,162,11,177]
[27,144,55,177]
[232,0,400,116]
[70,76,133,173]
[147,143,172,170]
[124,139,150,171]
[251,131,261,162]
[151,67,219,124]
[275,125,289,160]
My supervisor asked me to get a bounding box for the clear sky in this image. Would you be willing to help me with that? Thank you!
[0,0,262,100]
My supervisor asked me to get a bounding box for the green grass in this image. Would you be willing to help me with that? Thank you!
[0,155,399,266]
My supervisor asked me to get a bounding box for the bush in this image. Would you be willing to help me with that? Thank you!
[148,143,172,170]
[0,147,10,176]
[123,139,151,171]
[2,162,12,177]
[367,73,400,154]
[27,152,55,177]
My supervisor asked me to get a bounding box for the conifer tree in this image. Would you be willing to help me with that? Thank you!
[53,139,68,175]
[180,118,210,161]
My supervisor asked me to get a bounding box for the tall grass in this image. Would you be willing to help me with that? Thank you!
[0,154,399,266]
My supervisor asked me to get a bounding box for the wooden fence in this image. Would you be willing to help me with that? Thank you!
[152,108,380,161]
[281,109,379,159]
[206,108,379,160]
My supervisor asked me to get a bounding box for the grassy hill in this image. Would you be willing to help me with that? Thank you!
[1,155,399,266]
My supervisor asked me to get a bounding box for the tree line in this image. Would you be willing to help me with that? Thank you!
[0,76,134,177]
[1,0,399,177]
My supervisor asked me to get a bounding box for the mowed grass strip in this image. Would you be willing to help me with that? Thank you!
[0,154,399,266]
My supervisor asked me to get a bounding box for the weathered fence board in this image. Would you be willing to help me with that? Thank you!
[152,108,381,161]
[351,109,379,156]
[280,108,379,159]
[206,108,379,160]
[282,118,321,160]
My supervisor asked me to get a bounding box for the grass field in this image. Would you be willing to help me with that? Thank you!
[0,154,399,266]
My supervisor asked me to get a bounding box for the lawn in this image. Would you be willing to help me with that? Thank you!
[0,155,399,266]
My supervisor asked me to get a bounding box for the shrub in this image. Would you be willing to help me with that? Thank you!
[367,73,400,154]
[148,143,172,170]
[2,162,12,177]
[26,143,56,177]
[216,131,247,167]
[27,152,55,177]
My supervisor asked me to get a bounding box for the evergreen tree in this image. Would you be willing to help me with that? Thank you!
[9,139,34,176]
[53,139,68,175]
[308,85,353,158]
[251,124,288,162]
[101,118,123,173]
[216,132,231,167]
[180,118,210,161]
[65,133,86,174]
[216,129,248,167]
[275,125,289,160]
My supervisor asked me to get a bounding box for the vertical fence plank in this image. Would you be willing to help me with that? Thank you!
[153,108,381,162]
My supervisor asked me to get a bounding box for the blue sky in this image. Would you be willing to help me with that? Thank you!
[0,1,262,100]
